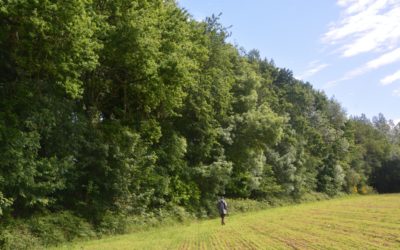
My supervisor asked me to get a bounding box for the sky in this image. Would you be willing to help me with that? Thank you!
[178,0,400,123]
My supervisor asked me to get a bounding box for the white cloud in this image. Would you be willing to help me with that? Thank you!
[393,87,400,96]
[324,79,341,89]
[382,69,400,85]
[296,61,329,80]
[323,0,400,57]
[339,48,400,80]
[323,75,352,88]
[367,48,400,68]
[324,1,400,86]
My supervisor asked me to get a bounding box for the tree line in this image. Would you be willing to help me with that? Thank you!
[1,0,400,224]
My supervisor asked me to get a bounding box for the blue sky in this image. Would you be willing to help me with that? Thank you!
[178,0,400,123]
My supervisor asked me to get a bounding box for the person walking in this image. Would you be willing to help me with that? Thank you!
[217,196,228,225]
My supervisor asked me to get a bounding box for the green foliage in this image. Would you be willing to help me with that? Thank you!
[0,224,41,250]
[0,192,13,216]
[96,205,195,236]
[66,123,158,221]
[27,212,95,246]
[0,107,72,215]
[0,212,94,249]
[226,198,270,214]
[0,0,101,98]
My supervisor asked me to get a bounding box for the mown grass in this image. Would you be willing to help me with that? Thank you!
[54,194,400,249]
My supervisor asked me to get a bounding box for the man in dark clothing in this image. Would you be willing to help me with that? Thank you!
[217,196,228,225]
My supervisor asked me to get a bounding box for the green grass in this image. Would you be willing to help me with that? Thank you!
[54,194,400,249]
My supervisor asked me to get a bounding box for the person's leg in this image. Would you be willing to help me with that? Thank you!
[221,214,225,225]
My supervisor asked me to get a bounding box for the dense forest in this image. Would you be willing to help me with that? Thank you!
[1,0,400,244]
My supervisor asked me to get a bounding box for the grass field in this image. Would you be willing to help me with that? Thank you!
[55,194,400,249]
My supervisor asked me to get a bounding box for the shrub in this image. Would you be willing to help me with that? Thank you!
[96,211,130,235]
[0,224,41,250]
[297,192,331,203]
[27,211,95,246]
[97,205,194,236]
[359,185,375,195]
[226,198,271,214]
